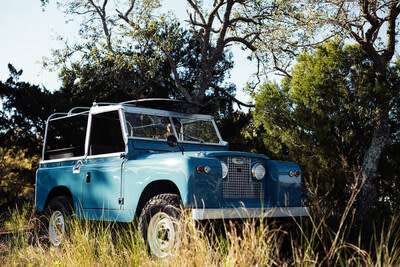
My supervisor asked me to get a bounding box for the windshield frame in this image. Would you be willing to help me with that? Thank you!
[122,106,226,145]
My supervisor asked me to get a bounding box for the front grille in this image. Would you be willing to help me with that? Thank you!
[222,157,264,199]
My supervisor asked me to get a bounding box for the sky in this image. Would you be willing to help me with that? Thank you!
[0,1,75,90]
[0,0,257,105]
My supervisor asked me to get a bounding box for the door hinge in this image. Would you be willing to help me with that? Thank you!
[118,197,124,205]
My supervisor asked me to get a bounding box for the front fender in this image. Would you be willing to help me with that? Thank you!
[123,155,194,215]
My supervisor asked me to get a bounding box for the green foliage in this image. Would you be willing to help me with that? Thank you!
[0,147,39,207]
[44,1,236,115]
[0,64,57,153]
[254,41,400,211]
[0,65,57,207]
[218,111,270,155]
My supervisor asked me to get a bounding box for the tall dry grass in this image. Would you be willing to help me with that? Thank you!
[1,202,400,266]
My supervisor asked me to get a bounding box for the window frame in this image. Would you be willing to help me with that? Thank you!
[41,106,128,163]
[124,113,175,140]
[85,106,127,159]
[122,106,226,146]
[41,111,90,162]
[40,104,227,163]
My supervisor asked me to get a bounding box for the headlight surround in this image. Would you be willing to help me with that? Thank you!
[252,163,266,180]
[221,161,228,179]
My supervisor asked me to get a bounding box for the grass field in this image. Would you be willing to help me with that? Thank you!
[1,202,400,266]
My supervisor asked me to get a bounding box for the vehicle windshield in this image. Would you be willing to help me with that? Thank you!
[124,112,220,144]
[172,117,219,143]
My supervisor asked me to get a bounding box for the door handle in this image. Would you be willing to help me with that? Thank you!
[86,172,91,183]
[73,160,82,173]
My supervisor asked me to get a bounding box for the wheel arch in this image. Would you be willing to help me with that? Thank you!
[135,180,181,219]
[44,186,73,211]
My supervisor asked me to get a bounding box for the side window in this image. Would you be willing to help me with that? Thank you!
[44,114,88,160]
[89,111,125,155]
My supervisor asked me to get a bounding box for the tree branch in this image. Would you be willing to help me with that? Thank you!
[208,0,225,26]
[187,0,206,25]
[229,16,264,26]
[88,0,114,53]
[116,9,135,27]
[272,51,292,78]
[210,83,255,108]
[383,2,400,63]
[124,0,136,18]
[161,48,194,103]
[224,36,257,51]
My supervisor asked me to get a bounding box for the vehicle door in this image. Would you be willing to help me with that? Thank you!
[81,109,126,213]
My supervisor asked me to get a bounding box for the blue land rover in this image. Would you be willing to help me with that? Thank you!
[35,99,309,257]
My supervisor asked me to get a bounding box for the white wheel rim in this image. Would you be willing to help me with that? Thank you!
[49,210,65,246]
[147,211,177,258]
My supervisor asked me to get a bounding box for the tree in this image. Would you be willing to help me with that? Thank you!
[79,0,323,110]
[43,0,237,114]
[0,147,39,206]
[113,0,294,110]
[43,0,322,111]
[254,42,400,215]
[44,0,168,105]
[0,65,54,206]
[316,0,399,219]
[218,110,270,154]
[252,0,400,220]
[0,64,58,154]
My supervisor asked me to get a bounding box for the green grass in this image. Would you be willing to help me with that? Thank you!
[1,203,400,266]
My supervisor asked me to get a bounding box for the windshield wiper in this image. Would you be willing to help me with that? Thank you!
[182,134,204,143]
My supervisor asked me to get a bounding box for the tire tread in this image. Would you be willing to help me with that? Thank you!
[138,193,181,242]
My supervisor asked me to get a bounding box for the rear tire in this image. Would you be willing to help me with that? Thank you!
[138,193,181,258]
[44,196,73,246]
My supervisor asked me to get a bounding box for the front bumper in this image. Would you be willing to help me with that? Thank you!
[192,206,310,220]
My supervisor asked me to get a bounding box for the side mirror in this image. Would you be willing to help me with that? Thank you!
[281,144,289,155]
[166,135,178,147]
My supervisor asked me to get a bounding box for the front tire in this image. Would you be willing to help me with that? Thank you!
[45,196,73,246]
[139,193,181,258]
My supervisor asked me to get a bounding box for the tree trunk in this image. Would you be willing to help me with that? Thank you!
[358,122,391,222]
[357,49,393,226]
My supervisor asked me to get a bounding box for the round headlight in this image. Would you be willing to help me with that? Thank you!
[252,163,266,180]
[221,161,228,179]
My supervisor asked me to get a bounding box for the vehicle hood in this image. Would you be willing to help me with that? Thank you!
[133,151,269,160]
[185,151,269,160]
[202,151,268,160]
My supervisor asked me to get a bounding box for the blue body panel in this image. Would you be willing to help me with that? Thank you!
[36,157,133,222]
[79,156,127,221]
[36,160,83,213]
[266,160,302,207]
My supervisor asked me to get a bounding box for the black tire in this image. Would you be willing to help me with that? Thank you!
[44,195,73,246]
[138,193,181,258]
